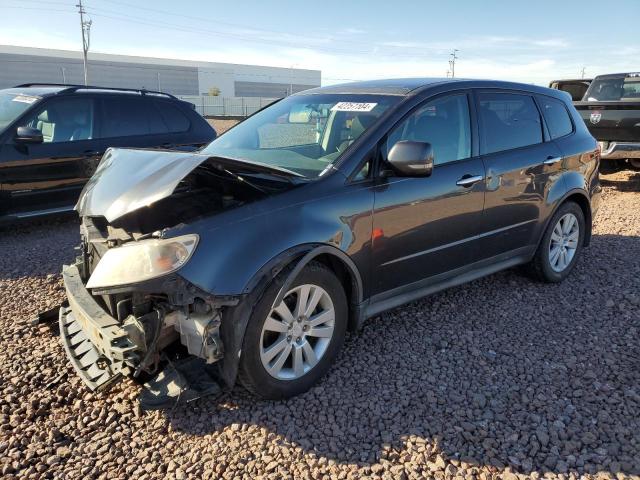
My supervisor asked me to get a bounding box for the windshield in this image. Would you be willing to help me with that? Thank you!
[202,94,400,178]
[585,74,640,101]
[0,92,41,131]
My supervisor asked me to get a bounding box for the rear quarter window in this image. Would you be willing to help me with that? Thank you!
[478,92,543,155]
[99,97,168,138]
[154,101,191,133]
[538,96,573,139]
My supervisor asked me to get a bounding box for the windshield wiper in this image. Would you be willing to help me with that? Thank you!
[199,163,269,194]
[204,154,305,179]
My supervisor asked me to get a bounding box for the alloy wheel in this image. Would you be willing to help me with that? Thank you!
[548,213,579,273]
[259,284,335,380]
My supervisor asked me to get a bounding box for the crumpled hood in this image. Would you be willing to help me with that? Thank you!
[76,148,207,222]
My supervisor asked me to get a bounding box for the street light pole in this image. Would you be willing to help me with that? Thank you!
[289,63,299,96]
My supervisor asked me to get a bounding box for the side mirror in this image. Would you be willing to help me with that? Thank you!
[387,140,434,176]
[15,126,43,144]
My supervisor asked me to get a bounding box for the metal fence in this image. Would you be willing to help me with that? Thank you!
[178,96,280,117]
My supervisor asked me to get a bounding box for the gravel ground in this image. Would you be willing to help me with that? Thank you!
[0,169,639,479]
[207,118,239,135]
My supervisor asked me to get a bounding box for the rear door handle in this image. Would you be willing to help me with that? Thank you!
[456,175,484,187]
[83,150,102,156]
[543,156,562,165]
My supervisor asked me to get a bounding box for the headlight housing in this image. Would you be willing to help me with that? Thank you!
[86,234,199,289]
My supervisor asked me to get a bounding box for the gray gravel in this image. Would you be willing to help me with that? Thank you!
[1,170,639,479]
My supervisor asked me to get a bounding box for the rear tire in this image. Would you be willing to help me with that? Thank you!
[238,261,347,399]
[526,201,585,283]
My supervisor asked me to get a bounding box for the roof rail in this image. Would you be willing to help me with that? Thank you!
[14,83,177,99]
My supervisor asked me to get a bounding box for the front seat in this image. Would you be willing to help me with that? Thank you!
[69,111,92,141]
[36,110,55,142]
[337,113,377,152]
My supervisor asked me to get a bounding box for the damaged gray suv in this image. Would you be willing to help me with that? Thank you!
[59,79,600,401]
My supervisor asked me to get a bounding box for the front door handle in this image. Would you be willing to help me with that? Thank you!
[83,150,102,156]
[543,156,562,165]
[456,175,484,187]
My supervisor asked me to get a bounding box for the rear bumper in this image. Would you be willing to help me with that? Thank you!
[599,142,640,160]
[60,263,139,391]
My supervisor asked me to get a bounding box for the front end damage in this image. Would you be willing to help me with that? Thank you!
[54,148,301,403]
[59,257,231,393]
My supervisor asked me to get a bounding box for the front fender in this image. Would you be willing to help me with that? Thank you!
[171,181,374,388]
[176,203,358,295]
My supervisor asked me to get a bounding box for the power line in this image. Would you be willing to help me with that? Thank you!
[84,9,437,60]
[97,0,446,54]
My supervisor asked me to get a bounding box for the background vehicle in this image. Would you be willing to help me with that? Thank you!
[573,72,640,170]
[0,84,216,222]
[58,78,600,401]
[549,78,592,101]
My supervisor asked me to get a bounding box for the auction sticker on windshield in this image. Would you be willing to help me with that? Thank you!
[12,95,40,104]
[331,102,377,112]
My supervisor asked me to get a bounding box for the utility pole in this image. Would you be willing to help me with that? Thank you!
[580,66,586,79]
[449,49,459,78]
[76,0,92,85]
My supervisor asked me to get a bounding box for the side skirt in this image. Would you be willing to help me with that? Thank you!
[361,245,536,321]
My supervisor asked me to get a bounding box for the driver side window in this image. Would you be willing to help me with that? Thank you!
[22,97,94,143]
[385,94,471,166]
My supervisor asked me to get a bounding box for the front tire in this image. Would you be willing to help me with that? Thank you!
[238,261,347,399]
[527,201,585,283]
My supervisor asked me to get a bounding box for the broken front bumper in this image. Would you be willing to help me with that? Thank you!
[59,263,139,391]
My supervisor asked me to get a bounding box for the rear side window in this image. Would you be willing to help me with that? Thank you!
[154,101,191,133]
[538,96,573,139]
[478,93,543,155]
[99,97,168,138]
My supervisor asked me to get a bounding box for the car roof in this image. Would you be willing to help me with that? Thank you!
[1,86,67,97]
[591,72,640,79]
[550,79,592,83]
[1,84,179,100]
[298,78,567,99]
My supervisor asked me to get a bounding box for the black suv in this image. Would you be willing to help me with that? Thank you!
[58,78,601,401]
[0,84,215,222]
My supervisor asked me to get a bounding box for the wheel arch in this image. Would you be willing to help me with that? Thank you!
[271,245,364,332]
[218,243,364,388]
[541,188,593,248]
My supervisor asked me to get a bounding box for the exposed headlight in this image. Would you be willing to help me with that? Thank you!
[86,234,198,289]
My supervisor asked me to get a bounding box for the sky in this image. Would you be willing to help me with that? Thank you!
[1,0,639,86]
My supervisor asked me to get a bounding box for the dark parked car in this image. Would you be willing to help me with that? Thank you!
[549,78,592,102]
[58,78,600,401]
[0,84,215,222]
[574,73,640,170]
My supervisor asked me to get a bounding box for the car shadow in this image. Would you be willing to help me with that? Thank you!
[161,232,640,477]
[600,169,640,192]
[0,215,79,280]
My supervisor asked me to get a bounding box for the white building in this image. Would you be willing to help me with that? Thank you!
[0,45,321,97]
